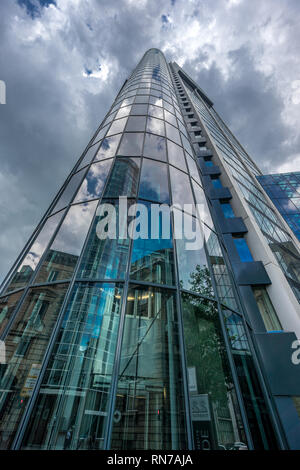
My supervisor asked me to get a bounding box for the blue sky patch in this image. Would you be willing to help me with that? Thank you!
[17,0,56,19]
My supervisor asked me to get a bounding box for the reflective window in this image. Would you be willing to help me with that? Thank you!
[93,135,121,162]
[77,143,99,171]
[186,154,200,182]
[148,104,163,119]
[125,116,146,132]
[139,158,170,203]
[149,96,163,107]
[181,293,247,450]
[78,199,133,280]
[173,210,214,295]
[73,159,113,203]
[118,133,144,157]
[221,202,235,219]
[143,133,167,161]
[164,109,177,127]
[4,212,65,293]
[211,177,222,189]
[104,158,140,197]
[111,285,187,450]
[181,134,194,156]
[51,170,85,213]
[167,140,187,171]
[0,290,23,335]
[115,105,131,119]
[35,201,98,283]
[146,116,165,136]
[233,237,253,262]
[106,118,127,137]
[92,124,109,144]
[21,283,123,450]
[130,104,148,115]
[192,180,214,229]
[130,201,175,285]
[166,123,181,145]
[163,101,174,114]
[0,283,68,450]
[134,95,149,104]
[170,166,194,208]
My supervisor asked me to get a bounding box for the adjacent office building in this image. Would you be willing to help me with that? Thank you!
[257,172,300,242]
[0,48,300,450]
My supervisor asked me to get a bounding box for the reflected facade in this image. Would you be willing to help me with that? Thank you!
[1,48,300,450]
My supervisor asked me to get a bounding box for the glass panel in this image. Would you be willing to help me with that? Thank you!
[221,309,278,449]
[167,140,187,171]
[78,199,133,280]
[134,95,149,104]
[77,144,99,171]
[146,117,165,136]
[4,212,65,294]
[115,106,131,120]
[118,133,144,157]
[0,283,68,450]
[173,210,214,295]
[35,202,98,283]
[148,104,163,119]
[125,116,146,132]
[103,158,140,198]
[149,96,163,107]
[181,293,247,450]
[192,180,214,230]
[111,285,187,450]
[0,290,23,336]
[130,201,175,285]
[186,154,200,182]
[233,238,253,262]
[252,287,282,332]
[21,282,123,450]
[169,166,194,208]
[143,133,166,161]
[165,123,181,145]
[164,109,177,127]
[130,104,148,115]
[221,203,235,219]
[93,135,121,162]
[139,158,170,204]
[106,118,127,137]
[92,124,109,144]
[51,170,85,213]
[181,134,194,156]
[73,159,113,203]
[211,178,222,189]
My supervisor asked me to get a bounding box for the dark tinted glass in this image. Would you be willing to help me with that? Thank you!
[104,158,140,197]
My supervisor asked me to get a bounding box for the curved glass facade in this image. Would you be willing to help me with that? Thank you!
[0,49,289,450]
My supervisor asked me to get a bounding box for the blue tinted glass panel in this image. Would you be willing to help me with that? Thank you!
[130,201,175,285]
[221,203,235,218]
[233,238,253,262]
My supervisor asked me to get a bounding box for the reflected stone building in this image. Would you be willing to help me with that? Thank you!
[1,49,300,450]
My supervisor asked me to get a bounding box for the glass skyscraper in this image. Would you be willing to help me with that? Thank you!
[1,48,300,450]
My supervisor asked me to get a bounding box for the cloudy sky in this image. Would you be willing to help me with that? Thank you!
[0,0,300,282]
